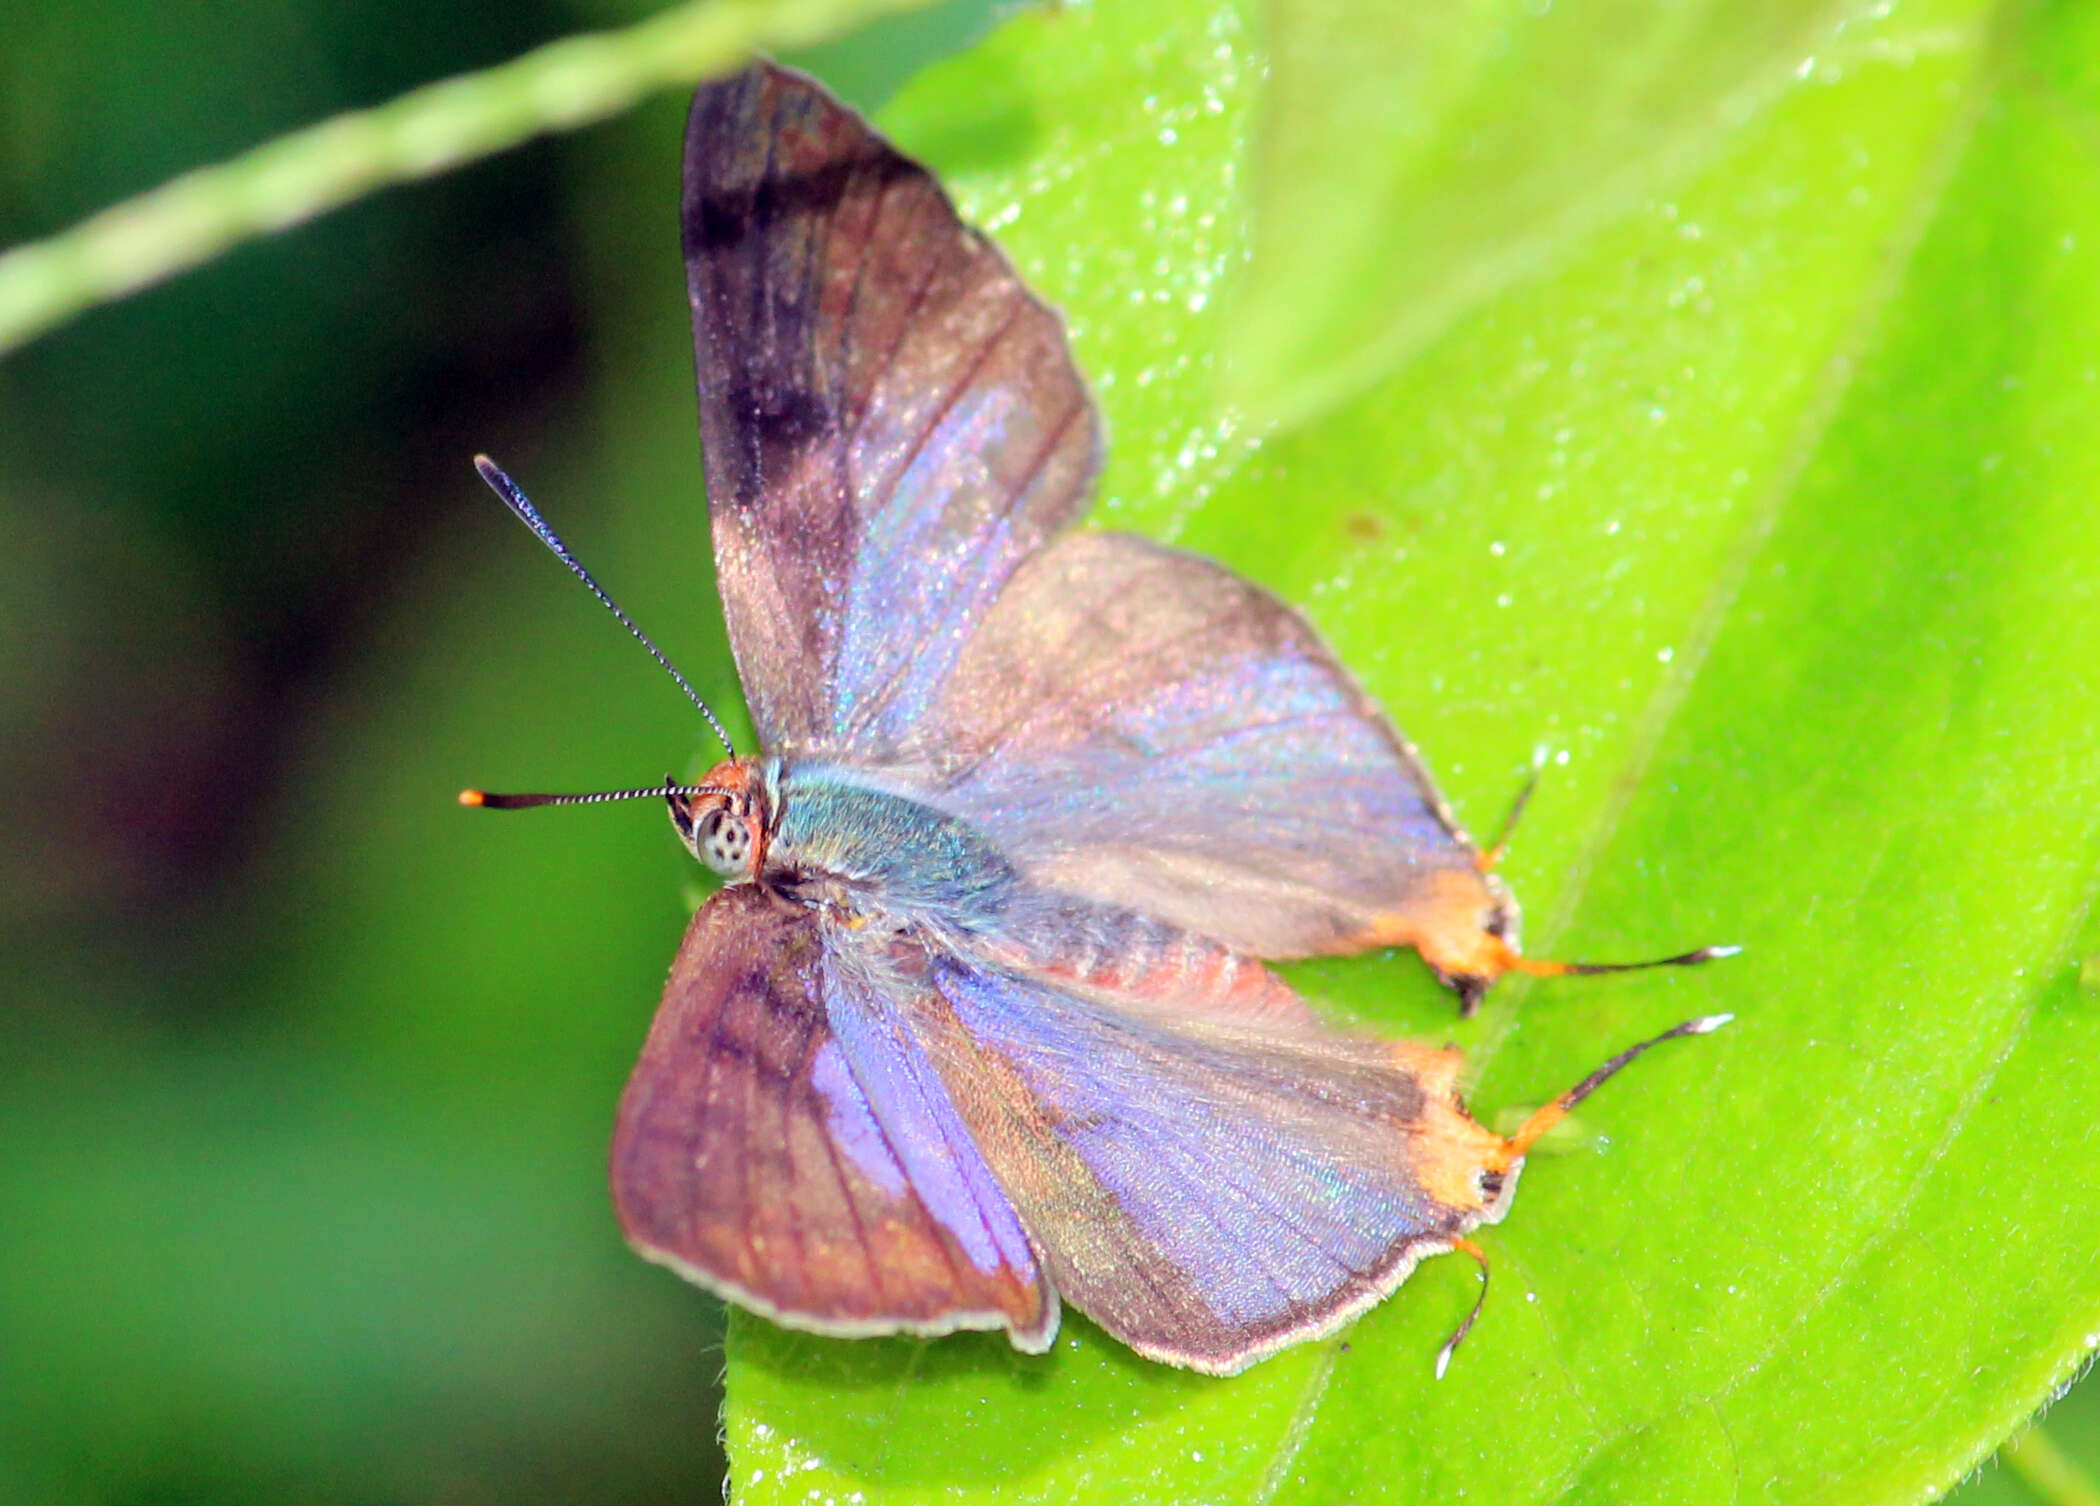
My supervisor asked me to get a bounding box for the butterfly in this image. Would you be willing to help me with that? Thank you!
[462,61,1732,1376]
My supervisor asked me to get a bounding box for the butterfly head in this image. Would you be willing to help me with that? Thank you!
[668,757,772,881]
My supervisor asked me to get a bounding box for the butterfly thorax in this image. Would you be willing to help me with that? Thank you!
[751,764,1305,1023]
[741,760,1018,932]
[673,759,1368,1025]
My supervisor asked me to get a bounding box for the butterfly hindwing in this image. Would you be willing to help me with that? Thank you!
[612,886,1505,1373]
[684,64,1100,759]
[894,941,1510,1375]
[611,885,1052,1347]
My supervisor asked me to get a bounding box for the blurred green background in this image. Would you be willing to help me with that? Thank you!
[0,1,995,1501]
[7,1,2100,1504]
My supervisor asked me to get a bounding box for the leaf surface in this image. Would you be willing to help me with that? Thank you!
[725,0,2100,1502]
[1221,0,1851,429]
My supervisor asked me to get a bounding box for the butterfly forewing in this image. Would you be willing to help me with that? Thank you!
[921,531,1500,963]
[611,885,1051,1346]
[685,66,1101,759]
[686,64,1504,977]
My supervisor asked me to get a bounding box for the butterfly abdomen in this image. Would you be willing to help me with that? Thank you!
[987,894,1311,1025]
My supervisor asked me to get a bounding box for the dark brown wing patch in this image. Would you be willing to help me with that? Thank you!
[611,885,1050,1344]
[684,63,1100,756]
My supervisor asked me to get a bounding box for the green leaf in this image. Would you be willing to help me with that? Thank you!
[1221,0,1850,431]
[724,0,2100,1501]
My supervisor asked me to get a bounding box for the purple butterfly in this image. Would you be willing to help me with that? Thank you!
[463,62,1732,1375]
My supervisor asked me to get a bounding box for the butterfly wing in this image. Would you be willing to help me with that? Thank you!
[894,940,1512,1375]
[913,530,1509,972]
[684,63,1099,757]
[611,884,1053,1347]
[688,64,1508,990]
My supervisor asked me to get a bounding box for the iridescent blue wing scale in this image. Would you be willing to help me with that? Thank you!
[611,885,1052,1347]
[684,65,1100,757]
[895,942,1513,1375]
[919,531,1512,972]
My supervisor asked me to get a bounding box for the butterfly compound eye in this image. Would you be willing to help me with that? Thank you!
[695,807,755,878]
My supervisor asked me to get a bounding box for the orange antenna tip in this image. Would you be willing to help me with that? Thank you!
[459,789,487,807]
